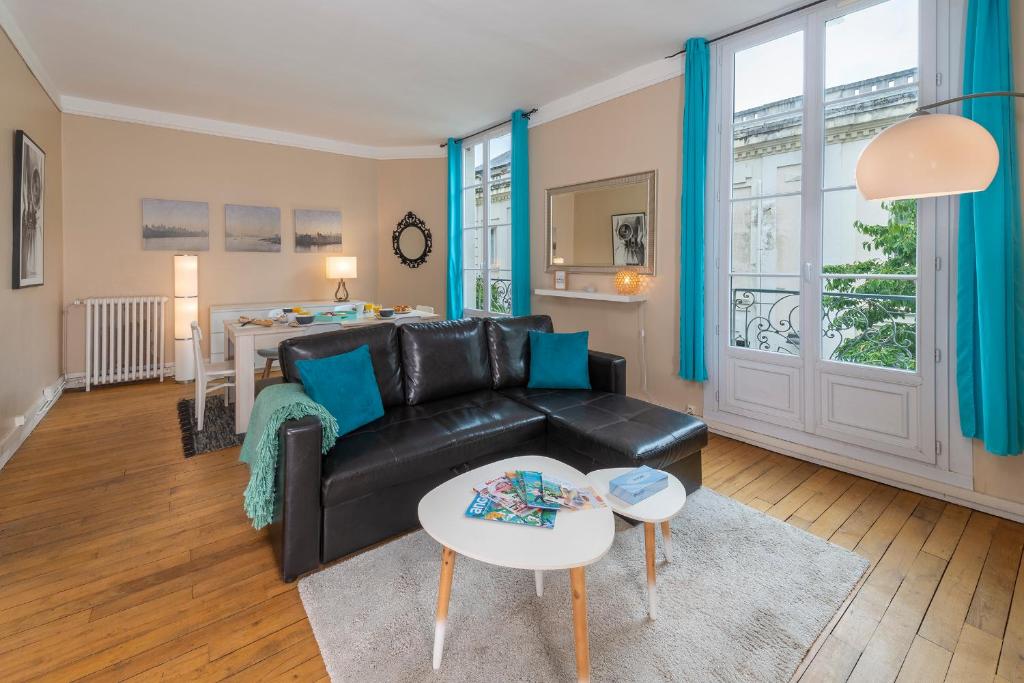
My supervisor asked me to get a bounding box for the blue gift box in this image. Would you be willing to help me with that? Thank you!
[609,466,668,505]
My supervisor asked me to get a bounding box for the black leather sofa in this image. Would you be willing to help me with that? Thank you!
[270,314,707,581]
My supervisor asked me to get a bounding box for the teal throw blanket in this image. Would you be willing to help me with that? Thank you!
[240,383,339,529]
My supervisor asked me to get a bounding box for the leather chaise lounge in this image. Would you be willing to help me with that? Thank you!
[270,314,708,581]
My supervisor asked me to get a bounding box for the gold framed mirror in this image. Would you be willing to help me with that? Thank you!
[545,170,656,275]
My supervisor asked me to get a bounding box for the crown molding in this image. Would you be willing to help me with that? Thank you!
[60,96,444,160]
[0,0,61,107]
[530,55,684,128]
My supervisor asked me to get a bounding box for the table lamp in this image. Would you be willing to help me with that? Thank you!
[326,256,357,302]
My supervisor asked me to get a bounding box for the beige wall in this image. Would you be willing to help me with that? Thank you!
[0,28,63,442]
[529,76,701,413]
[568,184,648,265]
[972,8,1024,501]
[376,157,447,314]
[62,115,381,366]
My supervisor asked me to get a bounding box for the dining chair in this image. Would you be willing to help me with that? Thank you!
[257,347,279,379]
[191,321,236,431]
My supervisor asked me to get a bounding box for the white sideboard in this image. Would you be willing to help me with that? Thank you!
[208,300,364,367]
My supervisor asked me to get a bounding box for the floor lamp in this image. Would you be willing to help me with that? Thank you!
[856,91,1023,201]
[174,254,198,382]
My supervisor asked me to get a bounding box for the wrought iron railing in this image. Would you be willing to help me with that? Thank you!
[731,286,917,369]
[473,275,512,314]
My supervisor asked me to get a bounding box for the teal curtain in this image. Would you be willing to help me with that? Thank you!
[446,138,464,319]
[511,110,531,316]
[679,37,710,382]
[956,0,1024,455]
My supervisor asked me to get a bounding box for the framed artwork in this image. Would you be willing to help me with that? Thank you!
[12,130,44,288]
[611,212,646,267]
[294,209,342,252]
[142,199,210,251]
[225,204,281,252]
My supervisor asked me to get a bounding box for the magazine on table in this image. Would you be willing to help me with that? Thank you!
[465,470,607,529]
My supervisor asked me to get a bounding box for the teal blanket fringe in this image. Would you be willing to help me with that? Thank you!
[239,383,339,529]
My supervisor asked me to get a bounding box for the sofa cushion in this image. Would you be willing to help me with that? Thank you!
[484,315,554,389]
[296,345,385,437]
[399,318,491,405]
[321,390,545,507]
[279,324,405,409]
[501,387,708,470]
[528,330,591,390]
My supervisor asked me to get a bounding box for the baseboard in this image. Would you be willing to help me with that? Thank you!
[0,375,65,470]
[64,362,176,389]
[709,421,1024,524]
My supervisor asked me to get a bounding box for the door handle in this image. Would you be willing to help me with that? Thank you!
[803,262,812,284]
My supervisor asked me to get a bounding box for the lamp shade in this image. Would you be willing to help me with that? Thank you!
[855,113,999,201]
[174,297,198,340]
[173,254,198,297]
[325,256,357,280]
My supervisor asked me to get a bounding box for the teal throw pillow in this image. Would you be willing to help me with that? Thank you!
[296,345,384,437]
[528,330,591,390]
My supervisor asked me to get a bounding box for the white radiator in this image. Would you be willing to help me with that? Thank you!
[84,296,167,391]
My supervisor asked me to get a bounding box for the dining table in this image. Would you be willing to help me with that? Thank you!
[225,309,439,433]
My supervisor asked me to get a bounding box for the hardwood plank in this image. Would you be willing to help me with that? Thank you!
[919,512,1000,650]
[847,551,946,683]
[921,504,972,561]
[894,636,953,683]
[830,484,900,551]
[855,491,924,566]
[997,544,1024,679]
[965,521,1024,639]
[945,624,1001,682]
[807,479,878,541]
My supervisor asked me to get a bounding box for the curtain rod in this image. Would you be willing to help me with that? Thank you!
[439,108,538,148]
[663,0,832,59]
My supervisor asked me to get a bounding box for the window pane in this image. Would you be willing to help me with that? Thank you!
[489,180,511,226]
[821,278,916,370]
[463,187,482,229]
[463,227,483,270]
[463,270,485,311]
[822,190,916,274]
[730,275,801,354]
[488,133,511,183]
[823,0,918,186]
[732,31,804,197]
[490,269,512,315]
[462,143,482,187]
[489,224,511,272]
[730,195,801,275]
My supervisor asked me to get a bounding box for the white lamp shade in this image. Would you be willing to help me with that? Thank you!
[855,113,999,201]
[173,254,199,297]
[326,256,357,279]
[174,297,198,340]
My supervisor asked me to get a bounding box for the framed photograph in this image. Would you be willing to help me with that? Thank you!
[611,212,646,267]
[294,209,342,252]
[12,130,44,288]
[142,199,210,251]
[225,204,281,252]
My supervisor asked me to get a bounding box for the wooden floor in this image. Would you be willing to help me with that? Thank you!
[1,379,1023,681]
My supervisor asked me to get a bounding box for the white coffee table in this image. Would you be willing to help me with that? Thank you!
[587,468,687,620]
[418,455,614,683]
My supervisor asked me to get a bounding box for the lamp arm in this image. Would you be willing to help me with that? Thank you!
[917,91,1024,113]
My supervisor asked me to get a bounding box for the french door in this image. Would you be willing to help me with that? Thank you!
[705,0,966,483]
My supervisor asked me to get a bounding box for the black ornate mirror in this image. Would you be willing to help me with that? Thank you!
[392,211,432,268]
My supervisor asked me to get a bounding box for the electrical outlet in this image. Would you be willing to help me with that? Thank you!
[685,405,697,416]
[14,415,26,427]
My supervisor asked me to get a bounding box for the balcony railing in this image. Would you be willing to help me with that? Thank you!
[731,286,917,370]
[473,275,512,314]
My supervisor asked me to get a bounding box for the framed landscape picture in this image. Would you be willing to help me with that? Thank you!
[225,204,281,252]
[12,130,45,288]
[294,209,342,252]
[142,199,210,251]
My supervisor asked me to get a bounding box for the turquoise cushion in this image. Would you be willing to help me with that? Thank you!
[528,330,591,390]
[296,345,385,437]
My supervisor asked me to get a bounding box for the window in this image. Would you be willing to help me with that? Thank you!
[461,129,513,315]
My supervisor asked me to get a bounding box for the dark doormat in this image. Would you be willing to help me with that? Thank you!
[176,396,245,457]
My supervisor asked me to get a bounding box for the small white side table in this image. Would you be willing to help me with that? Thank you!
[587,468,687,620]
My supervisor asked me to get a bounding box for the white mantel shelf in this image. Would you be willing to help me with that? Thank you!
[534,288,647,303]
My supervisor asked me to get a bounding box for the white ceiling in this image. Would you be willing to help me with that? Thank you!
[2,0,795,153]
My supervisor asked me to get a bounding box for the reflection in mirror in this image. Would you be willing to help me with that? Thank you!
[546,171,656,274]
[399,226,426,260]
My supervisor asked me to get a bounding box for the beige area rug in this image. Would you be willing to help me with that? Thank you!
[298,488,868,682]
